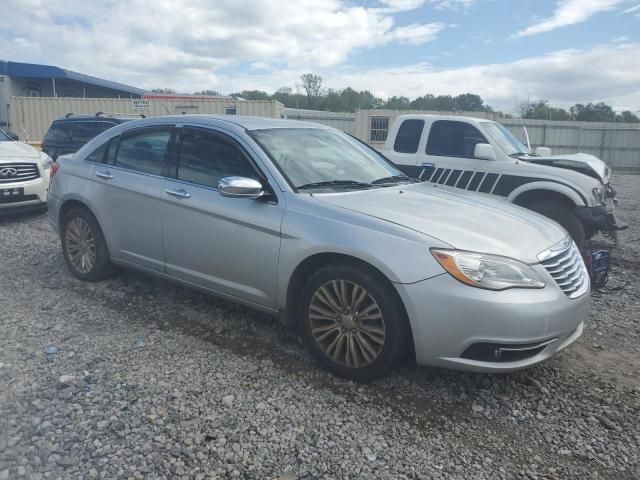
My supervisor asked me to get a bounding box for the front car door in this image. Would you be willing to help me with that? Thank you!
[88,125,173,272]
[420,120,501,194]
[162,125,284,309]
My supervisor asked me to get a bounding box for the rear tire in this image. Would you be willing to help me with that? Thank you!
[61,207,115,281]
[299,264,409,382]
[528,201,586,247]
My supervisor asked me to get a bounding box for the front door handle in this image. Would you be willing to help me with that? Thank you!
[95,170,114,180]
[166,188,191,199]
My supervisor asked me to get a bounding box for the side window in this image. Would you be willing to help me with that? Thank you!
[85,142,109,163]
[177,128,257,188]
[426,121,487,159]
[114,128,171,176]
[72,122,115,144]
[393,119,424,154]
[44,123,70,143]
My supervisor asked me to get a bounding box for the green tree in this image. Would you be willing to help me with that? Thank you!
[384,96,411,110]
[230,90,271,100]
[453,93,486,112]
[150,88,176,94]
[616,110,640,123]
[299,73,324,108]
[193,89,222,96]
[570,102,616,122]
[519,100,571,120]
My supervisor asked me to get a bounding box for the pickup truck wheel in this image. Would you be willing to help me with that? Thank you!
[528,201,586,247]
[299,264,409,382]
[61,207,115,282]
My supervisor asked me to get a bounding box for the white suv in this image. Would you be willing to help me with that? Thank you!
[382,115,624,245]
[0,129,52,215]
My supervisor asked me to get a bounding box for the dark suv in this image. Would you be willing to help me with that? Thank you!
[42,113,143,160]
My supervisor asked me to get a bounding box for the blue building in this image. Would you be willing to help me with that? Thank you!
[0,60,145,128]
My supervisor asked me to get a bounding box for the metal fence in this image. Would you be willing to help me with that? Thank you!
[284,108,640,170]
[283,108,356,134]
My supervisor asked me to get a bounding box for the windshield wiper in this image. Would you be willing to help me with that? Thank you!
[296,180,374,190]
[371,174,419,185]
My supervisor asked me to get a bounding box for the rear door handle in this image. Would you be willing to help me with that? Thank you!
[166,188,191,199]
[95,170,114,180]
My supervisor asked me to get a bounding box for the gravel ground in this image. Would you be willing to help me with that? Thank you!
[1,174,639,480]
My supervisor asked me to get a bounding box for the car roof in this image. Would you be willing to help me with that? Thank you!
[395,113,498,124]
[113,115,334,132]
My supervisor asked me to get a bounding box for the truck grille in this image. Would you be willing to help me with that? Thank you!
[541,242,589,299]
[0,163,40,184]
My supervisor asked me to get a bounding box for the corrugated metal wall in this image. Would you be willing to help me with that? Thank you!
[283,108,356,134]
[9,96,285,142]
[352,110,640,170]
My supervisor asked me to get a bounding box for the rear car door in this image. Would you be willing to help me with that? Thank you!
[89,125,173,272]
[420,120,501,194]
[162,126,284,308]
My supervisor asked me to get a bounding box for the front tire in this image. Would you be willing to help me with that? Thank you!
[299,264,409,382]
[528,201,586,247]
[61,207,115,281]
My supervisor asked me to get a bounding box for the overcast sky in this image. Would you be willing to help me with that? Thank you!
[2,0,640,112]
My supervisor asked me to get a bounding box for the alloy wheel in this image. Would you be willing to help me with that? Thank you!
[308,280,386,368]
[65,217,97,274]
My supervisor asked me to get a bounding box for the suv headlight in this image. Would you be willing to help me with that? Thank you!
[592,187,604,203]
[431,249,545,290]
[39,152,54,170]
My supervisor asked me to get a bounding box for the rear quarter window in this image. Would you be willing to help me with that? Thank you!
[44,123,71,143]
[72,122,117,144]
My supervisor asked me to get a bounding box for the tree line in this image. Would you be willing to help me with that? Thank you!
[151,73,640,123]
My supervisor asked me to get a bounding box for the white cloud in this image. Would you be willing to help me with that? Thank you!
[0,0,449,91]
[515,0,622,37]
[214,43,640,112]
[623,3,640,13]
[378,0,478,12]
[388,22,446,45]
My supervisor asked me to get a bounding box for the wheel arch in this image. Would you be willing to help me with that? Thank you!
[509,182,585,208]
[281,253,412,344]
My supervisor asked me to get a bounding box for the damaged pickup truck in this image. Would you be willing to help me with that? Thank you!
[383,115,626,246]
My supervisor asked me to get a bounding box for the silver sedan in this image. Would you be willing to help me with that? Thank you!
[48,116,589,381]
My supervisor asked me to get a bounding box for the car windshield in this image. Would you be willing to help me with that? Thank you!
[0,129,12,141]
[480,122,530,156]
[249,128,407,191]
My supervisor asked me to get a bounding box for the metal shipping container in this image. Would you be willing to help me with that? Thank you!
[9,96,285,142]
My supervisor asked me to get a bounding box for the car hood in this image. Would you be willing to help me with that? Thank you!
[520,152,609,183]
[0,141,40,160]
[314,183,567,264]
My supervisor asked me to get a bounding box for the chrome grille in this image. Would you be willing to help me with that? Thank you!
[541,242,589,299]
[0,163,40,184]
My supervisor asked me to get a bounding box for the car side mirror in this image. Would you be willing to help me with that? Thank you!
[6,131,19,141]
[474,143,497,161]
[534,146,552,156]
[218,176,265,199]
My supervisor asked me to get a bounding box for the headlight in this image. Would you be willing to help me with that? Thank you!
[39,152,54,170]
[431,249,545,290]
[592,187,603,203]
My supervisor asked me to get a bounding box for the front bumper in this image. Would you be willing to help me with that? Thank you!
[0,174,50,215]
[576,198,626,233]
[395,266,589,372]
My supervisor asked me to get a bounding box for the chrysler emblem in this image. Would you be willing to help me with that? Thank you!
[0,167,18,178]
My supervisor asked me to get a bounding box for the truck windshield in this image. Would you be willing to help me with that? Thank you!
[249,128,408,191]
[0,130,12,141]
[480,122,530,156]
